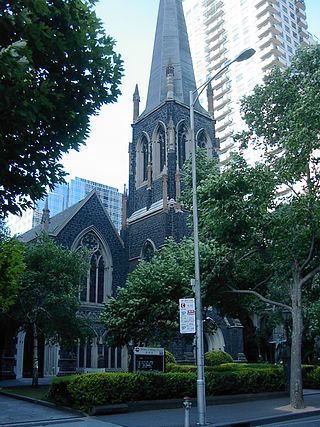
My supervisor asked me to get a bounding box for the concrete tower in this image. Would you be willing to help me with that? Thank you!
[182,0,310,165]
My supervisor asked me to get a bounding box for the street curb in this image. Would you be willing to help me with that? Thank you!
[208,408,320,426]
[0,390,87,418]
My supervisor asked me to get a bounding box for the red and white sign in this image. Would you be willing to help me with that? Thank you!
[179,298,196,334]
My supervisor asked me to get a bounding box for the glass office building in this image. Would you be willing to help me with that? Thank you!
[8,177,122,235]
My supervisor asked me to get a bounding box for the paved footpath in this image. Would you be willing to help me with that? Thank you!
[1,378,320,427]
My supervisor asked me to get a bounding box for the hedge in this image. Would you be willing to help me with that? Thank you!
[205,350,233,366]
[48,366,285,410]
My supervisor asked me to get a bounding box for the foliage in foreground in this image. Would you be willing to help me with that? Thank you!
[204,350,233,366]
[13,233,91,386]
[101,238,196,347]
[0,0,123,217]
[0,221,25,313]
[48,366,285,410]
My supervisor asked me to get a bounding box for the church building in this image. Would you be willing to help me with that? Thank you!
[0,0,244,380]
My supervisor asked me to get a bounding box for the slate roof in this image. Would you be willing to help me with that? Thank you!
[141,0,206,116]
[18,191,122,244]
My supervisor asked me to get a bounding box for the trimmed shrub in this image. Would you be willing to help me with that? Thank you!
[48,365,285,411]
[204,350,233,366]
[213,363,273,372]
[206,367,284,395]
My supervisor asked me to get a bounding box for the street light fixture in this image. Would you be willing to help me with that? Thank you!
[189,47,256,426]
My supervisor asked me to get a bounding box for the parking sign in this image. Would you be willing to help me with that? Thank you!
[179,298,196,334]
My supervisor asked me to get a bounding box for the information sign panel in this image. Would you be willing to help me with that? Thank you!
[179,298,196,334]
[133,347,165,372]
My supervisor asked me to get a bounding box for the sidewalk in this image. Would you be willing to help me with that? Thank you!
[1,377,320,426]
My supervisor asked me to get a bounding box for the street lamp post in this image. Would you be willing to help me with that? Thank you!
[189,48,255,426]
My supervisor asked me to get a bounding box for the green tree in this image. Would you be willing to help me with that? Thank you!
[184,45,320,409]
[0,221,25,313]
[102,238,197,347]
[237,44,320,410]
[15,234,90,387]
[0,0,123,217]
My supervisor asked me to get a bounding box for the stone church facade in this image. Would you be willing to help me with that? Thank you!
[0,0,244,380]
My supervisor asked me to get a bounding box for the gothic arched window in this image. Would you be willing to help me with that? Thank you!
[177,122,188,169]
[141,239,155,262]
[136,133,150,187]
[158,126,166,172]
[197,129,207,149]
[142,135,149,182]
[77,231,111,305]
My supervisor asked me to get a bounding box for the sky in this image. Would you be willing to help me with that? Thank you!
[62,0,320,193]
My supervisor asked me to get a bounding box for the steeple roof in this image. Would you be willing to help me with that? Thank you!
[141,0,203,116]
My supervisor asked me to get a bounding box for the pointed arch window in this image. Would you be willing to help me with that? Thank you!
[142,135,149,182]
[141,239,155,262]
[158,126,166,172]
[77,231,111,305]
[177,122,188,169]
[197,130,208,149]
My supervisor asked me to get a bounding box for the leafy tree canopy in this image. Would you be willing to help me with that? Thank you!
[14,233,91,345]
[0,220,25,313]
[102,238,200,347]
[236,44,320,186]
[184,45,320,409]
[0,0,123,217]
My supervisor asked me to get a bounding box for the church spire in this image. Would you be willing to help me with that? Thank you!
[142,0,203,115]
[41,197,50,232]
[133,84,140,122]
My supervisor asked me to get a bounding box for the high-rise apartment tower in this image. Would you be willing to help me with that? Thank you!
[183,0,310,164]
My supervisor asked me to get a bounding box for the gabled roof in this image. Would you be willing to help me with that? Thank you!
[19,191,123,245]
[141,0,205,116]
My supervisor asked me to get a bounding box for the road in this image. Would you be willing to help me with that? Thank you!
[2,389,320,427]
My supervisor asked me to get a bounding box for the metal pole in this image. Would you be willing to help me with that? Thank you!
[183,397,192,427]
[188,48,255,427]
[190,90,206,426]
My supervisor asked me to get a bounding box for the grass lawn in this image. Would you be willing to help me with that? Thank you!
[0,385,51,401]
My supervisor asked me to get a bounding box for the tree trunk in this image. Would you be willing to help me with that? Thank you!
[32,322,39,388]
[289,277,305,409]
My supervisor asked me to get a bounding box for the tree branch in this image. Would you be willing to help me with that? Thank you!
[252,273,273,291]
[301,232,315,271]
[300,264,320,287]
[225,285,291,311]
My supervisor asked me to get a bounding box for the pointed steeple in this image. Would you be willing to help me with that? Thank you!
[133,84,140,122]
[142,0,203,115]
[41,197,50,232]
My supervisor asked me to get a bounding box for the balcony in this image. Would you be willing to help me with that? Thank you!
[205,8,224,27]
[259,34,281,49]
[260,45,280,61]
[215,116,233,133]
[215,106,232,122]
[206,27,225,45]
[210,56,228,73]
[255,0,268,9]
[258,23,281,40]
[295,7,306,19]
[214,82,231,98]
[212,75,229,91]
[206,17,224,34]
[208,46,228,63]
[207,35,227,54]
[256,2,277,19]
[261,54,285,72]
[215,95,231,111]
